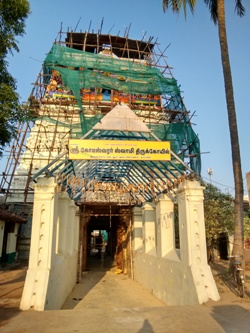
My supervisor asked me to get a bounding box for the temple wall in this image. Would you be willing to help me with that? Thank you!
[133,180,220,305]
[6,105,81,261]
[20,177,79,311]
[8,104,80,204]
[20,178,219,309]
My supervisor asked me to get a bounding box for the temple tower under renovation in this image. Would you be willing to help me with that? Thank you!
[0,29,219,309]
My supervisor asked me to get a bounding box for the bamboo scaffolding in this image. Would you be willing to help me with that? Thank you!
[0,28,195,208]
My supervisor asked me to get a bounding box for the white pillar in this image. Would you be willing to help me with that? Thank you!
[177,180,220,303]
[155,194,175,257]
[178,181,207,265]
[142,202,156,255]
[74,208,80,252]
[68,201,77,255]
[20,177,58,311]
[133,207,143,251]
[56,193,69,256]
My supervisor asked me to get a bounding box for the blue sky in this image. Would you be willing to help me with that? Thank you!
[5,0,250,197]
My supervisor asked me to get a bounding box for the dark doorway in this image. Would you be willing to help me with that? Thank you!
[1,222,15,263]
[80,204,131,276]
[86,214,118,270]
[218,232,228,260]
[83,204,124,271]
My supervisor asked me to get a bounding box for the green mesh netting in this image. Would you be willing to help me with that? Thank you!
[166,95,185,111]
[41,44,200,175]
[149,122,201,173]
[43,44,180,102]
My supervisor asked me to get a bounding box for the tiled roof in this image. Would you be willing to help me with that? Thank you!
[0,209,27,224]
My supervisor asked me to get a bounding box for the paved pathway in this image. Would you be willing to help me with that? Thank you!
[1,259,250,332]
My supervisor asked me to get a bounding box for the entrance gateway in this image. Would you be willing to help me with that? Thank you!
[0,29,219,310]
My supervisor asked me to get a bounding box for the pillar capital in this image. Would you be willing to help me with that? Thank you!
[35,177,57,191]
[58,191,70,200]
[155,193,169,201]
[177,180,205,194]
[133,206,142,216]
[142,202,155,211]
[177,180,205,203]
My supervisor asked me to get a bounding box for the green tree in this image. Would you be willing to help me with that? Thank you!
[162,0,245,260]
[203,184,234,261]
[0,0,30,156]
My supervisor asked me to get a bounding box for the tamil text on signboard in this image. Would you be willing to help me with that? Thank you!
[69,139,171,161]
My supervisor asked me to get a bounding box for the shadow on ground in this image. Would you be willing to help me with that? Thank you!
[0,306,22,328]
[210,260,250,298]
[62,253,117,309]
[211,304,250,332]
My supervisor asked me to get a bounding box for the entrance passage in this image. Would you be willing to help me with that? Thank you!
[86,214,117,271]
[80,204,132,277]
[62,264,166,311]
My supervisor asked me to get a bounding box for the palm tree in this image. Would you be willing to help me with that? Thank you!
[162,0,245,259]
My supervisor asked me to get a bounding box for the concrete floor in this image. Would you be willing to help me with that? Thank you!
[1,256,250,332]
[62,255,166,311]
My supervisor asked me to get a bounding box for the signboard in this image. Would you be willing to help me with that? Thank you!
[69,139,171,161]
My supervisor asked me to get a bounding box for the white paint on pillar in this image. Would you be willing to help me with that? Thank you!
[56,193,69,256]
[155,194,176,258]
[177,180,220,303]
[68,201,77,255]
[20,178,79,311]
[142,202,156,255]
[178,181,206,265]
[74,208,80,252]
[133,207,143,251]
[20,177,58,311]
